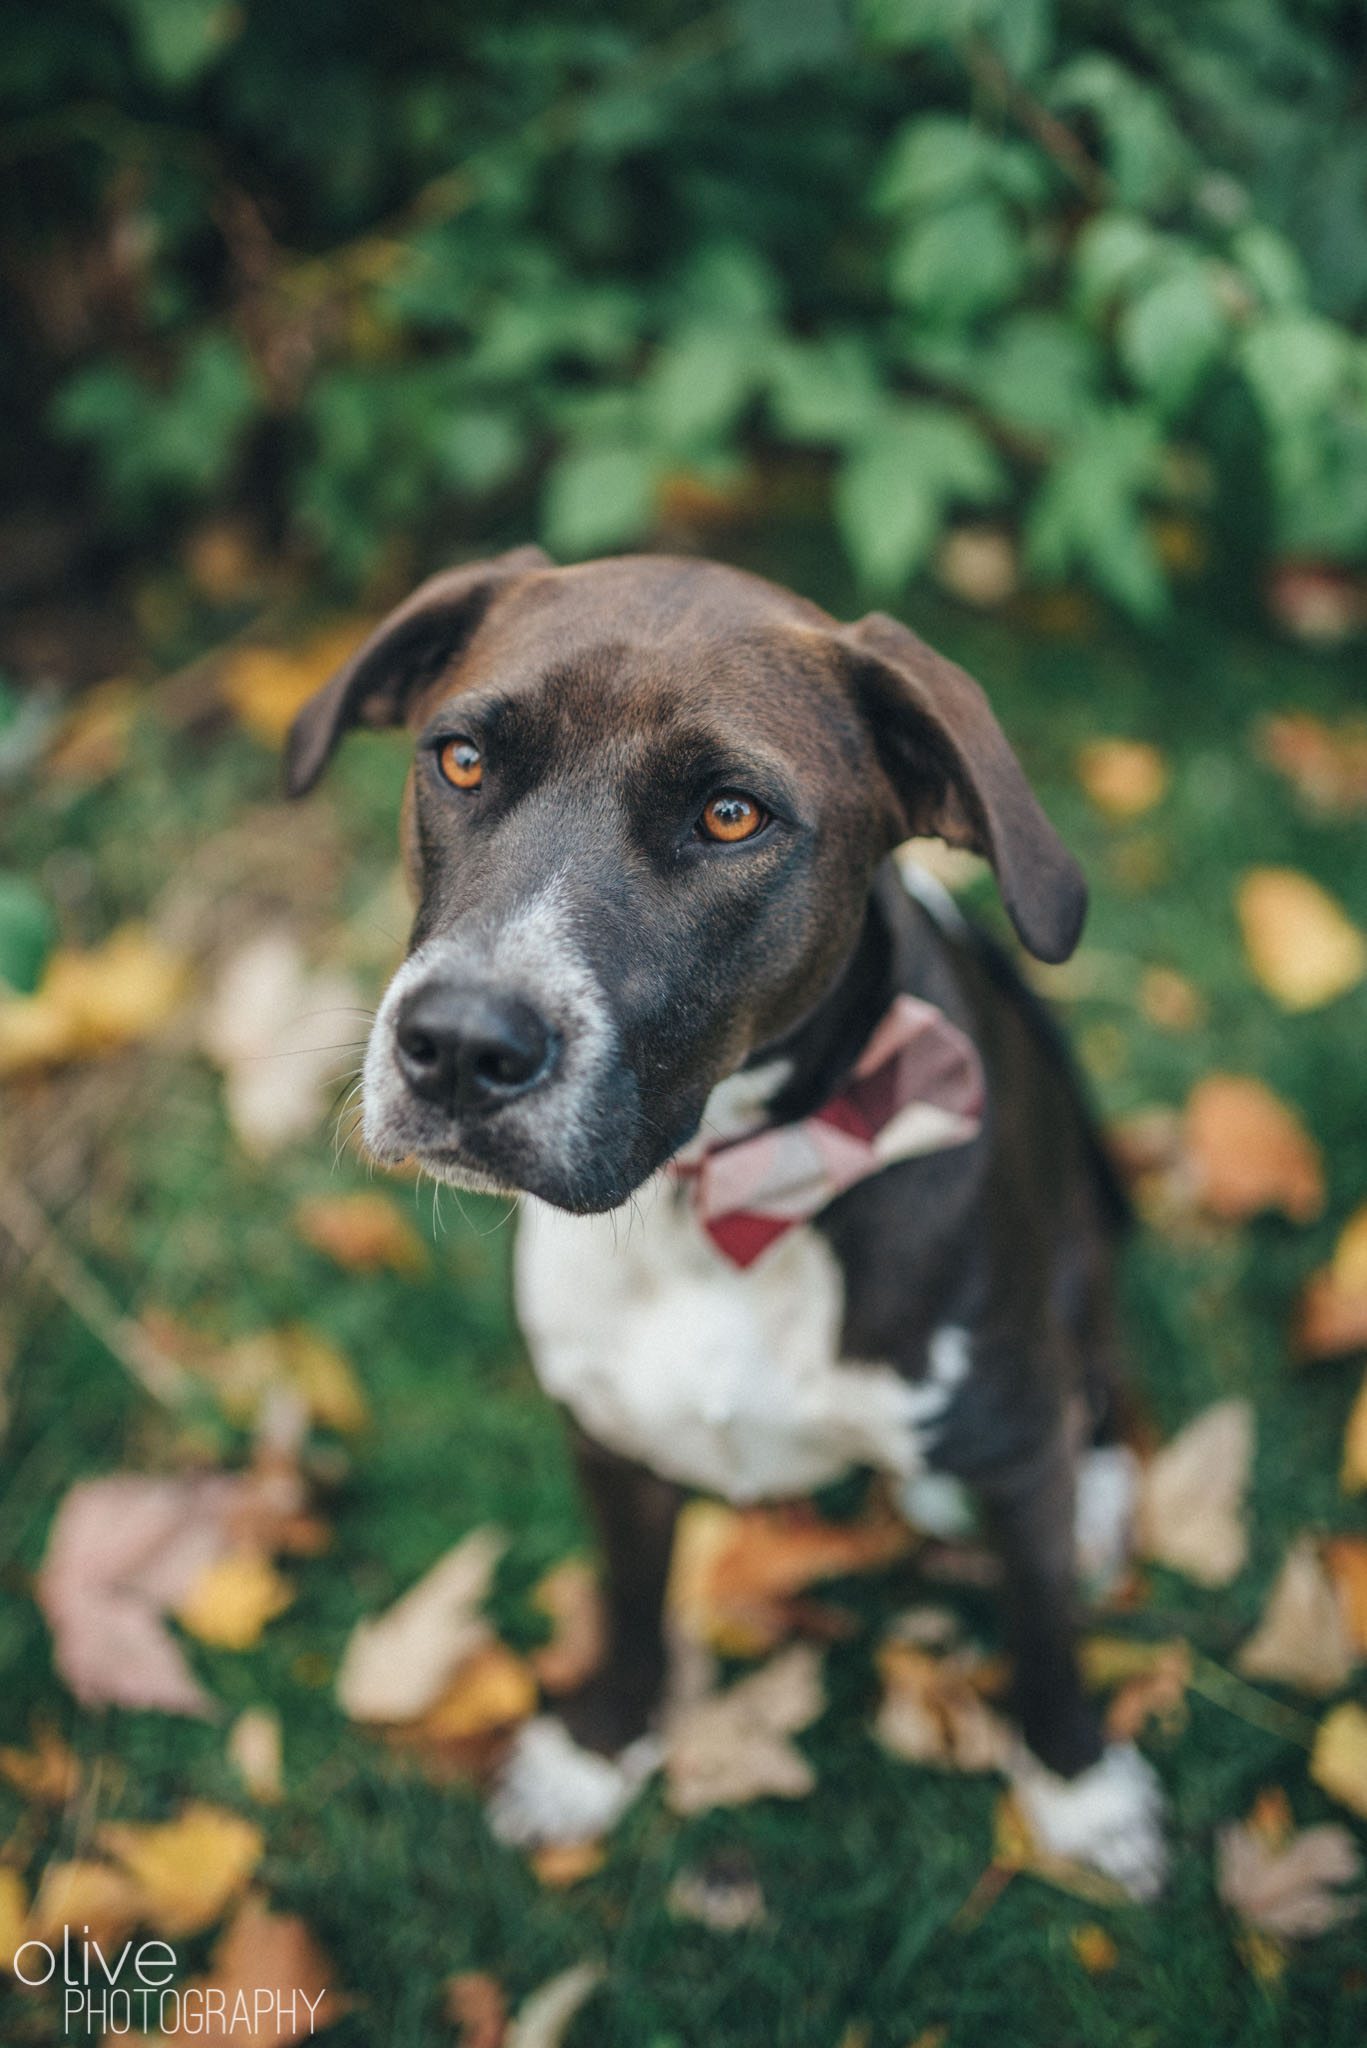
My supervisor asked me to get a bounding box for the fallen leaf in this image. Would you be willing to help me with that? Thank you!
[665,1644,824,1815]
[335,1527,505,1721]
[444,1971,507,2048]
[227,1707,284,1803]
[668,1496,912,1656]
[1139,965,1206,1033]
[200,929,363,1157]
[1237,868,1367,1012]
[1295,1257,1367,1362]
[1077,739,1168,819]
[97,1803,264,1937]
[210,1325,369,1435]
[529,1560,606,1696]
[1134,1399,1255,1586]
[1259,711,1367,817]
[1098,1642,1192,1742]
[504,1961,604,2048]
[0,1722,80,1805]
[292,1192,427,1276]
[935,524,1018,607]
[220,621,372,748]
[175,1551,294,1649]
[26,1858,145,1948]
[1267,562,1365,646]
[1070,1923,1119,1973]
[36,1455,309,1716]
[1325,1538,1367,1652]
[0,1869,27,1974]
[409,1643,538,1742]
[158,1893,342,2045]
[666,1853,767,1930]
[1236,1537,1358,1696]
[44,679,138,782]
[1183,1075,1325,1225]
[1311,1703,1367,1821]
[0,925,187,1076]
[873,1635,1012,1773]
[1342,1368,1367,1493]
[989,1791,1133,1906]
[530,1840,607,1889]
[1217,1812,1362,1935]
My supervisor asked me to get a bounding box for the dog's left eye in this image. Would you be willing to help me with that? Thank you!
[436,737,482,789]
[698,791,768,843]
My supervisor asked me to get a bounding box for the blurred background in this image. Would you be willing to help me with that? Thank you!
[2,4,1367,2045]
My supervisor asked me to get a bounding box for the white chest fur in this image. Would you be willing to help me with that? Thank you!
[513,1170,964,1503]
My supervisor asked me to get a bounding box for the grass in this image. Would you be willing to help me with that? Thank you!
[1,543,1365,2047]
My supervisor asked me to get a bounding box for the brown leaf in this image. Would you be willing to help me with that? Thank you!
[292,1193,428,1277]
[1237,868,1367,1013]
[1259,711,1367,817]
[1217,1813,1362,1936]
[1235,1537,1358,1696]
[444,1971,507,2048]
[1134,1400,1255,1586]
[529,1560,606,1696]
[157,1893,343,2044]
[335,1527,505,1722]
[1267,562,1365,646]
[529,1840,606,1889]
[1183,1075,1325,1225]
[665,1644,824,1816]
[0,1722,80,1805]
[1342,1367,1367,1493]
[1076,739,1168,819]
[873,1634,1012,1773]
[1311,1703,1367,1821]
[0,925,188,1076]
[45,679,138,783]
[97,1803,264,1938]
[1101,1642,1192,1742]
[37,1458,309,1716]
[1325,1537,1367,1652]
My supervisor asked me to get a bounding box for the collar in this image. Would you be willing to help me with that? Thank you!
[670,991,985,1268]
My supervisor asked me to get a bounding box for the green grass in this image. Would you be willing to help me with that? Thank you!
[2,551,1365,2047]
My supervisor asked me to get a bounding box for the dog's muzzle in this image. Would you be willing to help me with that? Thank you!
[394,981,558,1116]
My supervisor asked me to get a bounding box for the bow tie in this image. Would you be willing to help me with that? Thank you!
[670,992,985,1269]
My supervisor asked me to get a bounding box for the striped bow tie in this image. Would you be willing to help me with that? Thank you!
[670,992,986,1269]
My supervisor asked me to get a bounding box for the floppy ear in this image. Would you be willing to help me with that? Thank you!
[838,611,1086,964]
[284,544,552,796]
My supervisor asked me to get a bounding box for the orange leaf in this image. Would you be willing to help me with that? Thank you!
[1237,868,1366,1012]
[530,1839,607,1888]
[219,622,373,747]
[1139,966,1206,1033]
[669,1496,912,1655]
[292,1193,427,1277]
[1076,739,1168,819]
[1259,712,1367,818]
[157,1894,343,2045]
[444,1971,507,2048]
[1070,1923,1119,1973]
[529,1560,605,1696]
[411,1643,538,1743]
[0,1723,80,1805]
[1343,1368,1367,1494]
[873,1638,1012,1773]
[1325,1537,1367,1652]
[1183,1074,1324,1225]
[1102,1643,1191,1742]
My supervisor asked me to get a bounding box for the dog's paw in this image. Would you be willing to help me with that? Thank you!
[1010,1741,1167,1901]
[1074,1444,1139,1591]
[487,1715,661,1848]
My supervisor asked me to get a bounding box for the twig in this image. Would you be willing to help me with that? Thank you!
[962,33,1107,204]
[0,1168,193,1410]
[1187,1652,1318,1749]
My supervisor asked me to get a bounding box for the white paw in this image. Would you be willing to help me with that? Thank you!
[1011,1741,1167,1901]
[1074,1444,1139,1590]
[487,1715,661,1848]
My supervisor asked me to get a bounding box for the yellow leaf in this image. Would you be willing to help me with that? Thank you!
[1077,739,1168,819]
[293,1192,427,1276]
[415,1642,538,1741]
[211,1325,369,1434]
[1311,1703,1367,1821]
[97,1803,264,1938]
[1183,1074,1324,1225]
[26,1859,145,1947]
[175,1551,294,1649]
[1237,867,1367,1012]
[1070,1923,1119,1973]
[0,1869,29,1974]
[1343,1368,1367,1493]
[219,621,373,747]
[530,1839,607,1888]
[0,1723,80,1805]
[1332,1204,1367,1295]
[0,925,187,1075]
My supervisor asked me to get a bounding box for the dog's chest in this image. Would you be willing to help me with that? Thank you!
[514,1172,959,1503]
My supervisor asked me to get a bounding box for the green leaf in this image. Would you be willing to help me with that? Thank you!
[889,196,1024,322]
[766,336,883,444]
[646,326,756,447]
[835,404,1003,592]
[114,0,237,86]
[1051,56,1191,210]
[875,118,1002,213]
[1026,408,1167,617]
[1118,264,1227,414]
[0,874,56,996]
[860,0,985,50]
[542,443,657,557]
[1241,315,1349,428]
[974,313,1099,438]
[1230,225,1307,313]
[1072,212,1163,322]
[429,412,525,493]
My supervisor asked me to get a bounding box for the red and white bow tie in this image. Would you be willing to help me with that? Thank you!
[670,992,985,1269]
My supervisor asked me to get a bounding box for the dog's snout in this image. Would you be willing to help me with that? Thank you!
[394,984,556,1113]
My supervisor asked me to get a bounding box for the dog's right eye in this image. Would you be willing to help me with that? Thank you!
[436,738,482,789]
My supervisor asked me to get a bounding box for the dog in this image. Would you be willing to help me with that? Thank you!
[287,545,1165,1899]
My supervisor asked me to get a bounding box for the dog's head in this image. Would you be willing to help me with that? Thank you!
[288,547,1084,1211]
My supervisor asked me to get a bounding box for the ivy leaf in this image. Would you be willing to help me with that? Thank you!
[1027,407,1167,616]
[542,442,658,557]
[1118,263,1227,413]
[836,403,1003,592]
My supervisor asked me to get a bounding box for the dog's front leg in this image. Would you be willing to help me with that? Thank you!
[488,1422,681,1848]
[977,1427,1167,1900]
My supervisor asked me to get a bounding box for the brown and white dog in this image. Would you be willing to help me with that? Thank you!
[288,545,1165,1898]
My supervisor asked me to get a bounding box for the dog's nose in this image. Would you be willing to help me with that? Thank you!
[394,984,556,1113]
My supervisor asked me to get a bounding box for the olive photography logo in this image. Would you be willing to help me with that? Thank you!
[10,1924,328,2036]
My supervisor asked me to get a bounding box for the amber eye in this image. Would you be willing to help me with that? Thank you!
[699,791,767,843]
[437,737,482,789]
